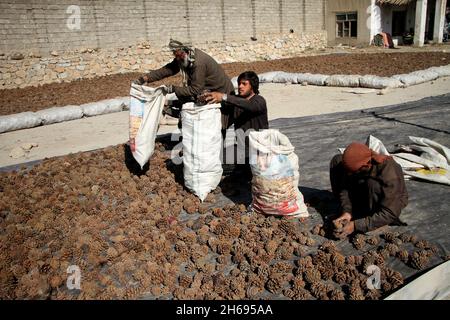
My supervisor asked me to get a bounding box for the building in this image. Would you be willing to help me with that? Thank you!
[326,0,449,46]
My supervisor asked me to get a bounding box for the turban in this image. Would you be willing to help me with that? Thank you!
[168,38,192,51]
[342,142,390,173]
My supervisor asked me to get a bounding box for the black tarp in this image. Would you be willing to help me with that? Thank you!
[213,93,450,285]
[266,93,450,279]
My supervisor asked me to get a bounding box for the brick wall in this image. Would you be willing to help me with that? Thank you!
[0,0,328,89]
[0,0,326,54]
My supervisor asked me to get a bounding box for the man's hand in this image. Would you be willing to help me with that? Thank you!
[332,212,354,239]
[135,75,149,85]
[129,138,136,152]
[204,92,224,104]
[333,220,355,239]
[161,84,173,95]
[334,212,352,225]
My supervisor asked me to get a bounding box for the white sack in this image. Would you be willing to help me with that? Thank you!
[81,98,125,117]
[296,73,329,86]
[0,112,42,133]
[181,102,223,201]
[427,65,450,77]
[272,71,298,84]
[326,74,361,87]
[36,105,83,125]
[249,129,309,218]
[258,71,284,83]
[393,70,438,87]
[129,83,166,169]
[366,135,450,185]
[359,75,403,89]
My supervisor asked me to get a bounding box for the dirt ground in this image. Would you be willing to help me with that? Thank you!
[1,51,450,116]
[1,140,441,300]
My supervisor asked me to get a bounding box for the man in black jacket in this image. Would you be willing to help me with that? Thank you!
[205,71,268,180]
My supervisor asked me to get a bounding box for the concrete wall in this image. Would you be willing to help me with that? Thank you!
[0,0,327,54]
[0,0,330,89]
[326,0,372,46]
[381,5,395,34]
[406,3,417,32]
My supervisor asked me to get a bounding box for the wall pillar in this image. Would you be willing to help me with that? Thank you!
[414,0,428,46]
[369,0,380,45]
[433,0,447,43]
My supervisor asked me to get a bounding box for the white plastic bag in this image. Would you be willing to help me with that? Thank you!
[393,73,423,86]
[258,71,283,83]
[408,136,450,165]
[410,70,439,82]
[81,98,125,117]
[393,70,438,87]
[359,75,403,89]
[181,102,223,201]
[0,112,42,133]
[36,105,83,125]
[249,129,309,218]
[366,134,450,185]
[326,75,361,87]
[366,135,390,155]
[272,71,298,84]
[296,73,329,86]
[385,260,450,300]
[129,83,166,169]
[427,65,450,77]
[259,71,330,86]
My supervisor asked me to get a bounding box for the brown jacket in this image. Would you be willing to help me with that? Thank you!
[145,48,235,102]
[338,158,408,232]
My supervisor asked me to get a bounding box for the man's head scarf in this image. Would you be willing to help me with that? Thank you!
[342,142,390,173]
[168,39,192,52]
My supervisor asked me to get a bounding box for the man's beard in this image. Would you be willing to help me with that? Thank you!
[180,55,191,68]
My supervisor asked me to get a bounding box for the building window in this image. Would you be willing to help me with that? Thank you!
[336,12,357,38]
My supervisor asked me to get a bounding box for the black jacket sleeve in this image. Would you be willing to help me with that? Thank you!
[225,94,267,113]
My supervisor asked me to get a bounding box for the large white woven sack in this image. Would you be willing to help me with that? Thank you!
[181,102,223,201]
[129,83,165,169]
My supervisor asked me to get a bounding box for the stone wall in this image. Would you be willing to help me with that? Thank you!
[0,0,327,89]
[0,32,327,89]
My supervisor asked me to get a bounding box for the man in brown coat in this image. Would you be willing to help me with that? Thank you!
[137,39,235,129]
[330,142,408,238]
